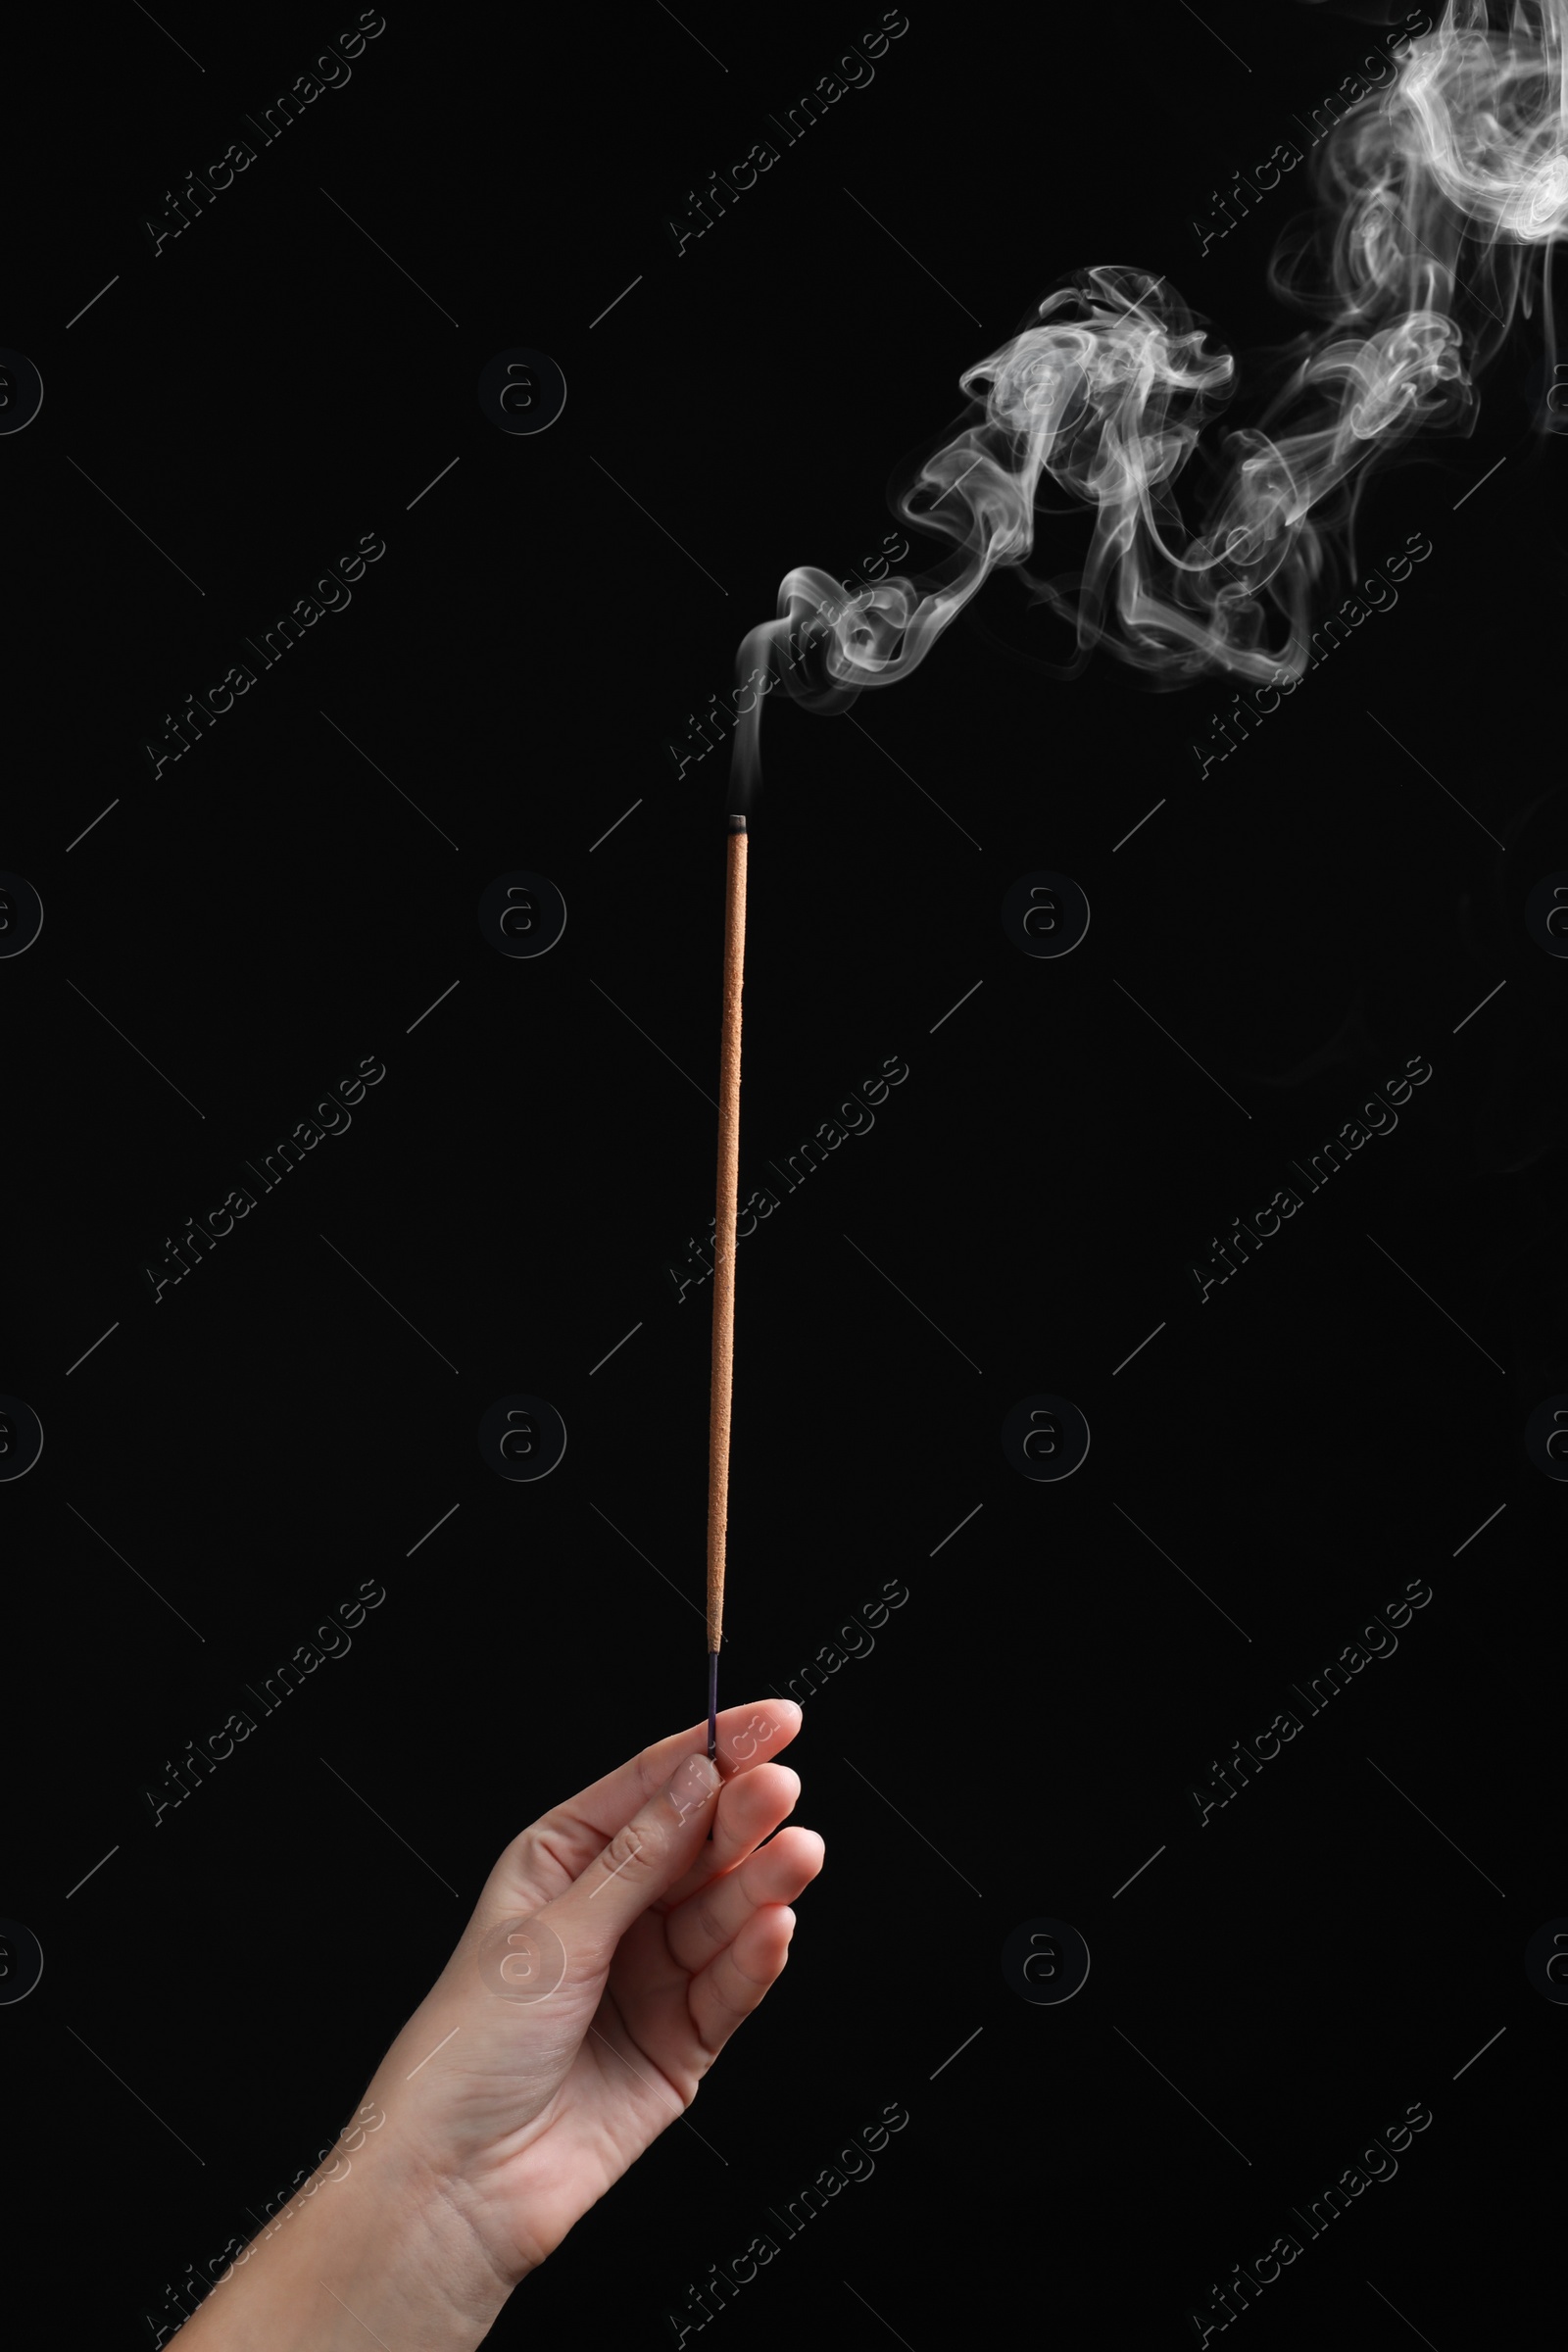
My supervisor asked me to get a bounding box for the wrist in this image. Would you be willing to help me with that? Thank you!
[171,2119,515,2351]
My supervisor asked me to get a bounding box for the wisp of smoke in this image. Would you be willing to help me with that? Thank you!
[731,0,1568,803]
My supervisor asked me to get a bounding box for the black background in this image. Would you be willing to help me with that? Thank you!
[4,0,1564,2344]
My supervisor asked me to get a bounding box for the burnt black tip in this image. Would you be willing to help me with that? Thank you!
[727,813,747,832]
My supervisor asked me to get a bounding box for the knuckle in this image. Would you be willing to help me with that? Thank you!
[692,1890,725,1944]
[605,1819,662,1879]
[715,1959,758,2015]
[513,1818,566,1881]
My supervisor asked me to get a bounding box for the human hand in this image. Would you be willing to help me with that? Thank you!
[173,1699,821,2349]
[362,1696,823,2290]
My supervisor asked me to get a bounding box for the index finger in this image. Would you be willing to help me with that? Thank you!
[550,1699,803,1846]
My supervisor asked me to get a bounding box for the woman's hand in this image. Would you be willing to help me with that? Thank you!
[370,1694,823,2286]
[175,1697,822,2349]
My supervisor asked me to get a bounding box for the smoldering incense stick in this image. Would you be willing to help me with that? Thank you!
[707,811,748,1762]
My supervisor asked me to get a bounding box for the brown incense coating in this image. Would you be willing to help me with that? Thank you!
[706,822,748,1654]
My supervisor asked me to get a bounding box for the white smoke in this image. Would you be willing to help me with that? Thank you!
[732,0,1567,797]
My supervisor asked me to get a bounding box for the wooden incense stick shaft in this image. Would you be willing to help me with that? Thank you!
[706,814,748,1750]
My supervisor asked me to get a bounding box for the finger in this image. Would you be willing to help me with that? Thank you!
[483,1700,803,1915]
[657,1763,802,1914]
[545,1751,724,1970]
[665,1828,824,1976]
[578,1699,802,1829]
[688,1903,798,2056]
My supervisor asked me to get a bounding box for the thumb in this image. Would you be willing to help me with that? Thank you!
[548,1749,722,1967]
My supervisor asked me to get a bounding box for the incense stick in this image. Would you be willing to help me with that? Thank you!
[707,811,748,1762]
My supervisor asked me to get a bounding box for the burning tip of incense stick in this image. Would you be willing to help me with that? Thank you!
[728,812,747,831]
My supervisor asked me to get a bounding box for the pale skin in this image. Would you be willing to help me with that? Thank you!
[172,1699,822,2349]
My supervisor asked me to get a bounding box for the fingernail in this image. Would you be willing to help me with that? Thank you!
[668,1751,720,1813]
